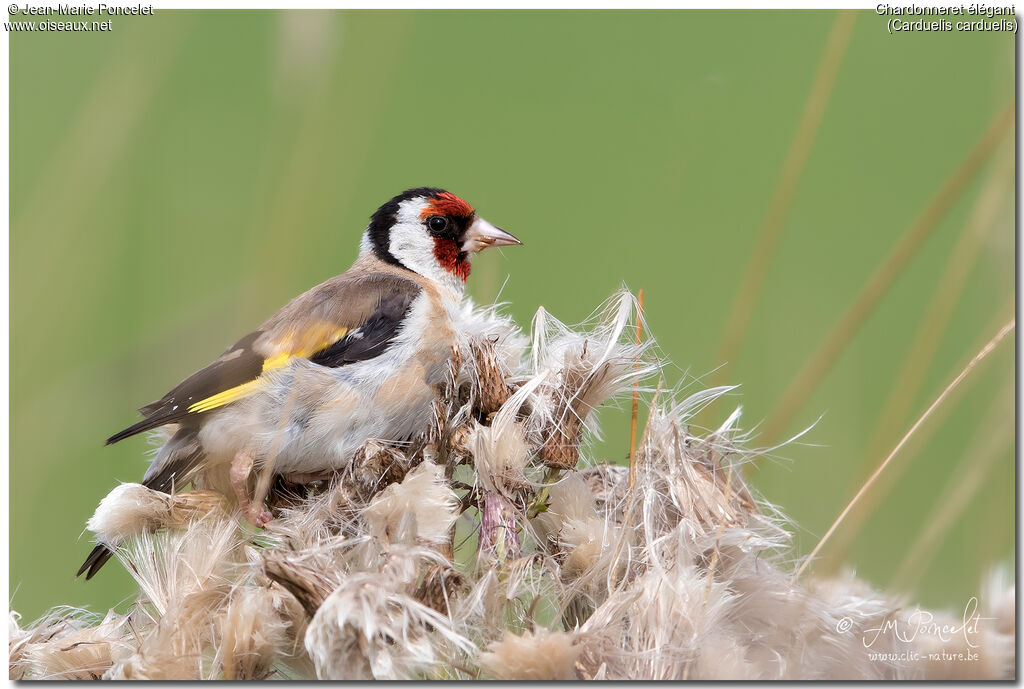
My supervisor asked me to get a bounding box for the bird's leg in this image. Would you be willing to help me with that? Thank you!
[230,451,273,527]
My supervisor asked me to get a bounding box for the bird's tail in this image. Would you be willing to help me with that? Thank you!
[76,545,113,580]
[77,430,205,580]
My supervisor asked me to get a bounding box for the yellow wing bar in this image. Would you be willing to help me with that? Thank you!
[186,325,349,414]
[187,379,263,413]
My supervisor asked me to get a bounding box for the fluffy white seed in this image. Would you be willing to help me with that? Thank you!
[8,291,1013,681]
[363,461,460,546]
[86,483,176,544]
[478,628,580,680]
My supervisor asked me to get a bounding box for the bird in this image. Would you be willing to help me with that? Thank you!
[78,187,521,579]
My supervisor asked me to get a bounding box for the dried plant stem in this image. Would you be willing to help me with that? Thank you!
[760,103,1014,445]
[527,466,562,519]
[715,10,857,371]
[638,379,663,451]
[628,288,645,488]
[792,317,1015,582]
[817,147,1012,571]
[684,459,734,682]
[704,462,734,593]
[599,289,649,608]
[889,377,1013,592]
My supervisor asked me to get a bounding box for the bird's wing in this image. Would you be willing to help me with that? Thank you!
[107,272,421,444]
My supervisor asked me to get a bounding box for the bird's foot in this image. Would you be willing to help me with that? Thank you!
[230,451,272,528]
[242,502,274,528]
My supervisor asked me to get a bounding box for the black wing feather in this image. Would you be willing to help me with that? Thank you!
[308,292,414,368]
[106,276,422,446]
[106,332,265,445]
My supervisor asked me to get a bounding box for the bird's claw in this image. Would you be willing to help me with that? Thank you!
[243,503,273,528]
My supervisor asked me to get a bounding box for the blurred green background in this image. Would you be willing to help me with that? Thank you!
[10,10,1013,620]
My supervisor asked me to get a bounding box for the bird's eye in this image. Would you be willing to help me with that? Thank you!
[427,215,449,234]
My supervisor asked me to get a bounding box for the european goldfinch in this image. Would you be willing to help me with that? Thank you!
[78,187,521,579]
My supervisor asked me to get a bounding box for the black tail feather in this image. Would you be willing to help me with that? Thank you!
[76,544,114,580]
[105,412,177,445]
[81,430,205,579]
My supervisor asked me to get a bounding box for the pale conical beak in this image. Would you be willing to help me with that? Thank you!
[462,216,523,254]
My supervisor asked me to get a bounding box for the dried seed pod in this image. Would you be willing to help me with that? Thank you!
[413,561,464,616]
[349,440,416,500]
[539,415,584,470]
[470,337,515,419]
[263,555,336,619]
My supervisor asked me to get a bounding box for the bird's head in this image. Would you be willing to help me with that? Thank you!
[362,187,521,290]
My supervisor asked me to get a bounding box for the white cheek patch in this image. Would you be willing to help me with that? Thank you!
[388,222,435,273]
[388,199,468,293]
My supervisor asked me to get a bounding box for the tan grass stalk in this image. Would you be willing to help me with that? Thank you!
[715,10,857,371]
[628,288,645,488]
[816,148,1012,570]
[889,377,1014,592]
[793,317,1015,581]
[858,145,1012,469]
[802,304,1013,572]
[759,103,1014,445]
